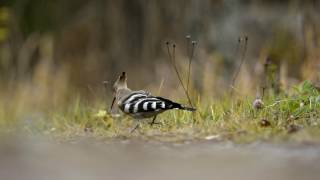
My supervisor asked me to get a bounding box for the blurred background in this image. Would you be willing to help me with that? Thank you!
[0,2,320,178]
[0,0,319,115]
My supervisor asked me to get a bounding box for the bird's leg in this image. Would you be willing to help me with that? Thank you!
[149,115,160,126]
[130,121,140,133]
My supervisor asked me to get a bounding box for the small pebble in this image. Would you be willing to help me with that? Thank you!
[84,127,93,133]
[259,119,271,127]
[205,135,220,140]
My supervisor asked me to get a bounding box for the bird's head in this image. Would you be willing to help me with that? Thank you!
[113,72,127,93]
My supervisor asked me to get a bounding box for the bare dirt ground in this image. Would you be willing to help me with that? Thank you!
[0,136,319,180]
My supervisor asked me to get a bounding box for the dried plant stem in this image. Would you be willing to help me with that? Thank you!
[185,36,191,92]
[166,42,193,107]
[158,78,165,95]
[230,36,248,95]
[103,81,114,111]
[261,87,266,99]
[229,37,242,95]
[186,35,191,58]
[261,58,270,99]
[187,41,196,96]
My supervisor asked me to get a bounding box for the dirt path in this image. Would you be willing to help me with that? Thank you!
[0,137,319,180]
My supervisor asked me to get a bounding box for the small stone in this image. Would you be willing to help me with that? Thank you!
[84,127,93,133]
[205,135,220,140]
[259,119,271,127]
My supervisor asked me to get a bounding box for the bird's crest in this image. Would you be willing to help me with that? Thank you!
[113,72,127,92]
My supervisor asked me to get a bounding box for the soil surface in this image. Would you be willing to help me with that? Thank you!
[0,136,319,180]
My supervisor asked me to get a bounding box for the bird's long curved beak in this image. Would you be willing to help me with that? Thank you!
[110,97,116,111]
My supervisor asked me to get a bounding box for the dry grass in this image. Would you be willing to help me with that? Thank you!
[1,76,319,144]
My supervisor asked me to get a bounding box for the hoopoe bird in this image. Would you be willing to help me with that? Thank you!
[111,72,195,131]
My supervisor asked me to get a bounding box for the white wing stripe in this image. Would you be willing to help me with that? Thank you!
[124,104,131,113]
[151,102,157,109]
[161,102,165,108]
[143,102,149,110]
[133,99,145,113]
[124,94,146,104]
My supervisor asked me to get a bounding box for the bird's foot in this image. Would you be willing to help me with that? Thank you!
[129,123,140,133]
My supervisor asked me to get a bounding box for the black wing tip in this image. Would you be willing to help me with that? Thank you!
[182,106,196,112]
[154,96,196,112]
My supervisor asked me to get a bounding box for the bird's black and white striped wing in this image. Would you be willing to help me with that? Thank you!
[119,92,179,115]
[120,90,149,105]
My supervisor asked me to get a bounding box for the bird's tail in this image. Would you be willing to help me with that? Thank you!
[178,105,196,112]
[155,96,196,112]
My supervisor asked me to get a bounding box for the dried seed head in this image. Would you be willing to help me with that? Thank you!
[166,41,170,45]
[192,41,197,45]
[173,43,176,48]
[253,98,264,109]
